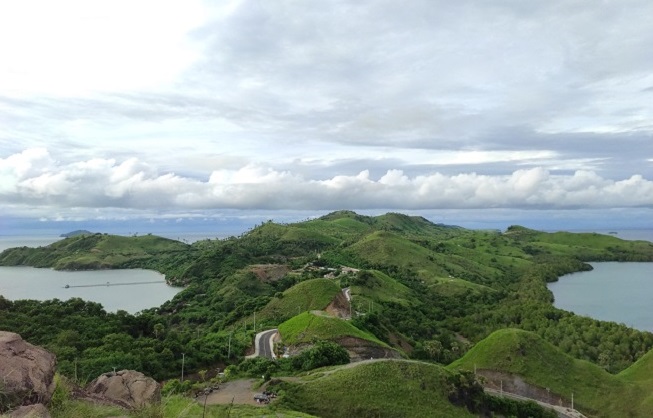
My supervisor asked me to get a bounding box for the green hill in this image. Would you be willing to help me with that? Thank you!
[450,328,648,417]
[349,269,414,305]
[258,278,342,323]
[348,230,451,277]
[275,360,476,418]
[278,311,387,347]
[0,233,189,270]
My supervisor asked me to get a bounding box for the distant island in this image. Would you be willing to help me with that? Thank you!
[59,229,93,238]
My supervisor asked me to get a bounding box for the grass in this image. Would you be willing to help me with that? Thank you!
[348,231,452,277]
[258,279,342,323]
[43,394,316,418]
[449,328,649,417]
[275,360,475,418]
[278,312,387,347]
[154,395,317,417]
[426,276,496,297]
[23,374,316,418]
[350,270,414,305]
[294,216,373,242]
[0,233,190,270]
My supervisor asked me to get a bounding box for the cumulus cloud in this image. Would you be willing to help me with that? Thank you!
[1,149,651,218]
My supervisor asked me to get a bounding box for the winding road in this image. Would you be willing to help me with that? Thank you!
[254,328,278,359]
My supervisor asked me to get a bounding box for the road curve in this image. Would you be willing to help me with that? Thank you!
[254,328,278,359]
[484,388,587,418]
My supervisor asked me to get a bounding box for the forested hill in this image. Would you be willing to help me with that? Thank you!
[2,211,653,416]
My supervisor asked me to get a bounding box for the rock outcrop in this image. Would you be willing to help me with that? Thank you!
[0,332,56,412]
[86,370,160,409]
[337,336,403,362]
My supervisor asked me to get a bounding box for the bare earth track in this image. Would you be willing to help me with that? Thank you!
[202,379,260,406]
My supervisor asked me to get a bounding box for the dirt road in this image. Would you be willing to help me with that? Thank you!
[201,379,261,406]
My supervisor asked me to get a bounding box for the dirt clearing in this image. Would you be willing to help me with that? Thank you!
[201,379,261,406]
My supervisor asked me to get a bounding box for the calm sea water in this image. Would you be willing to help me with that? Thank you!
[549,262,653,332]
[0,267,181,314]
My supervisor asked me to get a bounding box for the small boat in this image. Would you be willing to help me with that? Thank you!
[64,284,70,289]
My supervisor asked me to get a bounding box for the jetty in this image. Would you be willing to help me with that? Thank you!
[63,281,165,289]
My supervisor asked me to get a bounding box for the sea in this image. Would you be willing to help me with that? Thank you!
[0,233,219,314]
[549,262,653,332]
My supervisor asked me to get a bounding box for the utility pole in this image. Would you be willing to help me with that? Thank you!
[181,353,185,382]
[202,389,209,418]
[254,311,256,333]
[546,388,550,404]
[571,392,574,410]
[227,332,232,359]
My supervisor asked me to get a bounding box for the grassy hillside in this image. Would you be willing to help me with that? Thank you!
[506,227,653,261]
[276,360,476,418]
[278,312,387,347]
[0,233,190,270]
[450,328,648,417]
[349,269,414,305]
[348,230,452,277]
[258,279,342,323]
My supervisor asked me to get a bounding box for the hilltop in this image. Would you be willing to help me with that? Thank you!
[59,229,94,238]
[2,210,653,416]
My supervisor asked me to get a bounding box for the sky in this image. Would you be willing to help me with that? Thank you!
[1,0,652,235]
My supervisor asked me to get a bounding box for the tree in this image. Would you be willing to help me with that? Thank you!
[153,323,165,339]
[291,340,350,371]
[423,340,443,361]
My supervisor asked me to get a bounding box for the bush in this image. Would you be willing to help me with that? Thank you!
[290,340,350,371]
[236,357,278,378]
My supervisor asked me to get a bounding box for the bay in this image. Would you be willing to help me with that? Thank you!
[0,266,181,314]
[548,262,653,332]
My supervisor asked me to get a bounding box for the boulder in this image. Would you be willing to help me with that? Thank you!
[0,332,56,412]
[86,370,160,409]
[9,403,51,418]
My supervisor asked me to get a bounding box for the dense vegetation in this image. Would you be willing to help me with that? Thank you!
[2,210,653,416]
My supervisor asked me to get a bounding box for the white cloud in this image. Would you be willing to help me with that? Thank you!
[1,149,652,218]
[0,0,205,96]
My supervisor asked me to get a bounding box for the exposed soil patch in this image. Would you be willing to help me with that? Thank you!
[325,290,350,319]
[249,265,290,282]
[202,379,261,406]
[478,369,567,407]
[387,332,414,354]
[336,337,402,362]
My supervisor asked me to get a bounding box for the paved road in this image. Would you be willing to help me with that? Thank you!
[254,328,278,359]
[484,388,587,418]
